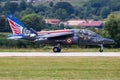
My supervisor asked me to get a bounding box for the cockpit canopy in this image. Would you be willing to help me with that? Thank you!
[80,29,96,36]
[71,29,101,37]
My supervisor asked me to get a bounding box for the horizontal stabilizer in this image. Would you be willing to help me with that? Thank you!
[7,34,24,40]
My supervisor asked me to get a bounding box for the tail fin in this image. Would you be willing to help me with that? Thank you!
[7,14,26,35]
[7,14,34,40]
[7,14,38,36]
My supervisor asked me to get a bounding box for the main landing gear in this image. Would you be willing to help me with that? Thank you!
[53,43,61,53]
[99,44,103,52]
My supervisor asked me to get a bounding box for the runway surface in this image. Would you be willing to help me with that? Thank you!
[0,52,120,57]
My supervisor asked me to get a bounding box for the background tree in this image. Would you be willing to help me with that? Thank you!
[100,7,111,18]
[19,0,27,11]
[95,29,111,38]
[0,6,2,15]
[104,14,120,47]
[49,1,54,7]
[4,1,19,14]
[0,16,5,32]
[21,14,45,31]
[20,8,35,17]
[55,9,68,20]
[79,0,120,19]
[34,5,48,15]
[27,2,33,9]
[53,2,74,15]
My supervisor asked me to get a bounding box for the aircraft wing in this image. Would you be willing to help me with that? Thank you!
[39,32,73,38]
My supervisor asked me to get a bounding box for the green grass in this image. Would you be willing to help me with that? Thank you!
[0,48,119,52]
[0,57,120,80]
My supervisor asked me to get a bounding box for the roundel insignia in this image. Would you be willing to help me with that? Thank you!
[22,28,31,36]
[66,38,72,44]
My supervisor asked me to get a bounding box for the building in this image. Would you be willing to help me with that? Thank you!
[45,19,61,25]
[64,19,103,28]
[78,21,103,28]
[64,20,86,26]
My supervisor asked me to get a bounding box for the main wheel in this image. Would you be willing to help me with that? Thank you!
[53,47,61,53]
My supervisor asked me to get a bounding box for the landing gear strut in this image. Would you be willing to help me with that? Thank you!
[53,43,61,53]
[99,44,103,52]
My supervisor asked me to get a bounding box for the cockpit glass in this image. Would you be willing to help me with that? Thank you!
[71,29,100,37]
[79,29,97,36]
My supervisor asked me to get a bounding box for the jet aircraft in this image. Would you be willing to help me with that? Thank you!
[7,14,115,52]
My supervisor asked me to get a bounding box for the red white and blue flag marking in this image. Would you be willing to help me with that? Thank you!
[8,19,22,34]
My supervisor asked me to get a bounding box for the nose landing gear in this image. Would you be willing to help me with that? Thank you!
[99,44,103,52]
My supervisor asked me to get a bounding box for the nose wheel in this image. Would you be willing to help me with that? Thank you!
[53,43,61,53]
[99,44,103,52]
[99,48,103,52]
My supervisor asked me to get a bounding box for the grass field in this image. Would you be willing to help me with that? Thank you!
[0,57,120,80]
[0,48,120,52]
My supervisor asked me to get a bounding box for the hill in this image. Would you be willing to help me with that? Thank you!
[78,0,120,19]
[33,0,90,7]
[50,0,90,7]
[112,11,120,15]
[0,0,90,7]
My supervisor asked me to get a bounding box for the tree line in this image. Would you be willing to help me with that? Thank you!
[78,0,120,19]
[0,0,119,19]
[0,0,120,30]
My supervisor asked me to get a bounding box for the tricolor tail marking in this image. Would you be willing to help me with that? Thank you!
[7,14,25,35]
[8,19,22,34]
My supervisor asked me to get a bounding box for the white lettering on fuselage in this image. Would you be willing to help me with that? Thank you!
[55,40,66,42]
[35,38,47,41]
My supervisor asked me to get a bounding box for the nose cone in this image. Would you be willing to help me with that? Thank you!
[102,38,115,44]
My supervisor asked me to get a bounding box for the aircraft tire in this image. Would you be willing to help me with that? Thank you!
[53,47,61,53]
[99,49,103,52]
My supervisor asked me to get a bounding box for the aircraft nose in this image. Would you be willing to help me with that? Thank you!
[102,38,115,44]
